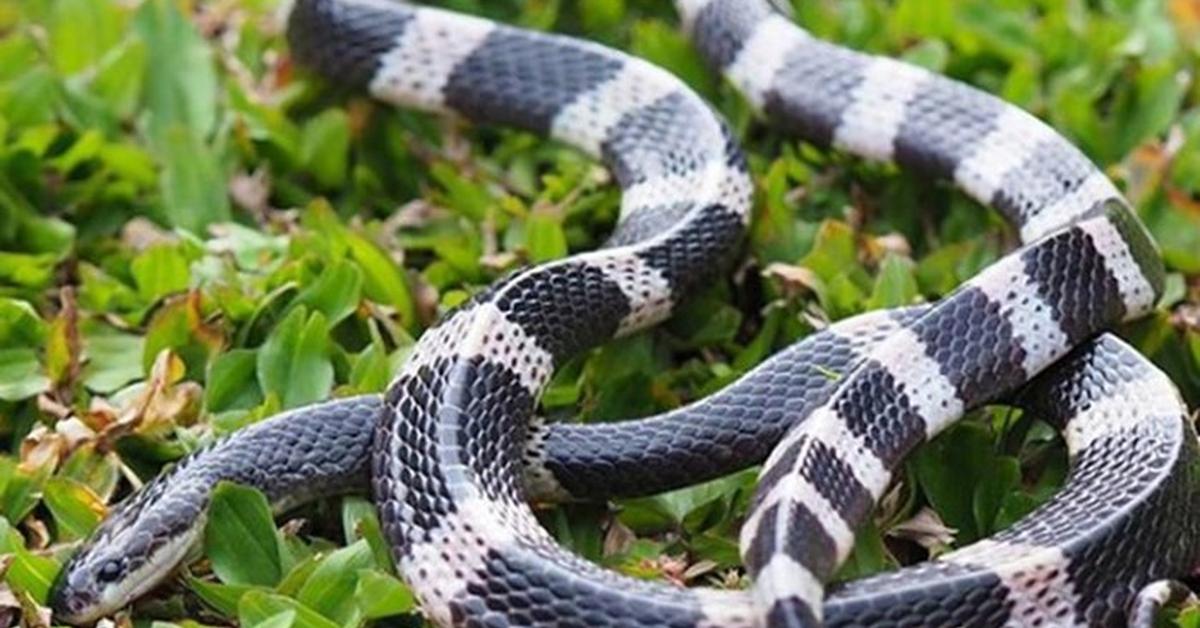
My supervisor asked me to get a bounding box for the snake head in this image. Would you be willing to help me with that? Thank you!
[49,472,206,625]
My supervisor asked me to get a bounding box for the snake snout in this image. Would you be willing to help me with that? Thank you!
[48,563,104,625]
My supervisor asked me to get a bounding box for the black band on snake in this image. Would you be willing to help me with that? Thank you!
[50,0,1200,626]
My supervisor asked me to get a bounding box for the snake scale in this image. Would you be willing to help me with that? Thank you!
[49,0,1200,626]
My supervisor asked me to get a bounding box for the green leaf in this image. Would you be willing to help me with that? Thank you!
[206,349,263,413]
[187,577,263,618]
[43,477,105,539]
[355,570,416,619]
[341,496,393,572]
[0,298,47,347]
[620,469,756,534]
[1,462,50,523]
[237,591,339,628]
[525,210,568,263]
[0,518,60,604]
[131,244,192,302]
[345,232,417,331]
[204,482,283,587]
[256,308,333,409]
[295,540,373,624]
[0,347,48,401]
[134,0,217,142]
[82,325,145,393]
[156,125,231,233]
[867,254,919,309]
[300,110,350,189]
[48,0,125,74]
[248,609,296,628]
[292,260,363,326]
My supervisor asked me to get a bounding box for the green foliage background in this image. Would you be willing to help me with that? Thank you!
[1,0,1199,626]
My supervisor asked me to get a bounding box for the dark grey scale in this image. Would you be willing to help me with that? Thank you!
[374,361,466,537]
[742,502,783,572]
[606,201,695,247]
[191,396,376,503]
[1010,338,1200,625]
[286,0,414,91]
[539,310,929,500]
[749,436,807,510]
[441,27,624,135]
[779,504,840,578]
[1062,435,1200,627]
[635,202,746,298]
[443,356,538,506]
[909,287,1028,408]
[761,40,868,148]
[601,92,725,187]
[452,548,708,627]
[799,440,873,524]
[828,362,926,468]
[688,0,774,69]
[1020,223,1124,344]
[990,138,1101,226]
[492,262,631,361]
[542,339,834,499]
[826,566,1013,628]
[891,76,1004,180]
[741,494,849,584]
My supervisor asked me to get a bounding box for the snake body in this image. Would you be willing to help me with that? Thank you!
[50,0,1200,626]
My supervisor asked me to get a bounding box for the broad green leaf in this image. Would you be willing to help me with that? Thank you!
[204,482,283,587]
[0,518,59,604]
[355,570,416,619]
[295,540,373,624]
[1,462,50,523]
[43,477,105,539]
[237,591,338,628]
[345,232,417,331]
[57,446,121,503]
[48,0,125,74]
[430,162,492,221]
[206,349,262,413]
[82,325,145,393]
[0,348,48,401]
[248,609,296,628]
[299,110,350,189]
[0,298,46,347]
[292,260,363,326]
[156,125,231,233]
[132,244,192,302]
[341,496,393,572]
[525,211,568,263]
[867,254,919,309]
[187,577,263,618]
[134,0,217,142]
[256,308,333,409]
[620,469,756,534]
[801,221,860,281]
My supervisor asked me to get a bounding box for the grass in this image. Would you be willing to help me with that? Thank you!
[1,0,1199,626]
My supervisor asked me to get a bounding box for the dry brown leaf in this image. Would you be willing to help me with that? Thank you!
[602,520,636,557]
[681,559,719,583]
[889,506,957,553]
[18,426,64,473]
[120,218,177,252]
[763,262,821,297]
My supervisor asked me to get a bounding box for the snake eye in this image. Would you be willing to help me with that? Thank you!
[96,559,124,583]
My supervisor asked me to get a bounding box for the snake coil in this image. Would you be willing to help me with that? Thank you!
[51,0,1200,626]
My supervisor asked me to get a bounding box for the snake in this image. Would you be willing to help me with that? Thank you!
[48,0,1200,626]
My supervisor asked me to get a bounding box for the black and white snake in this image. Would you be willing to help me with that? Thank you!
[50,0,1200,626]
